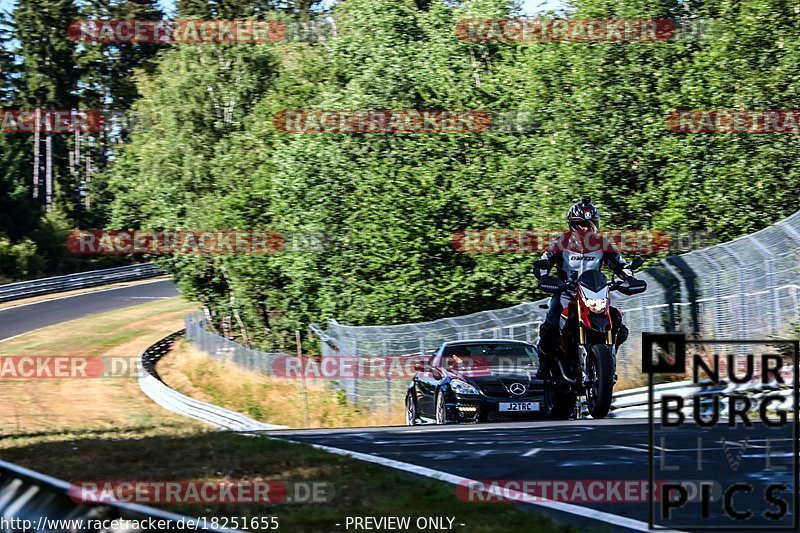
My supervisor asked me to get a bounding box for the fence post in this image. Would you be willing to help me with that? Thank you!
[383,339,391,424]
[721,243,749,338]
[777,221,800,322]
[662,259,687,332]
[748,236,779,335]
[698,251,725,353]
[352,337,360,406]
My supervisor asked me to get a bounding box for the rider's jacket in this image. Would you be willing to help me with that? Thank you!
[536,230,629,280]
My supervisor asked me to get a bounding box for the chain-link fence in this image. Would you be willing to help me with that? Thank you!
[182,211,800,412]
[317,210,800,407]
[185,312,286,375]
[184,312,408,415]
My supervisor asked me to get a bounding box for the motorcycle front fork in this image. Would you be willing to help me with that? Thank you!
[578,330,618,387]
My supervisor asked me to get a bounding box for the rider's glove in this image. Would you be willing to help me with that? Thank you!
[622,268,634,280]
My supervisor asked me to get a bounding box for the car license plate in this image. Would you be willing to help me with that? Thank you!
[499,402,539,412]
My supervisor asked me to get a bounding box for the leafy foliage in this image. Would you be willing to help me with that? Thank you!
[3,0,800,343]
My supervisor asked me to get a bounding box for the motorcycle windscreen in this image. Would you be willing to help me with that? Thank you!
[579,283,609,303]
[577,269,608,292]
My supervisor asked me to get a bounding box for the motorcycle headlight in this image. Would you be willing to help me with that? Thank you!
[585,297,608,313]
[451,379,479,395]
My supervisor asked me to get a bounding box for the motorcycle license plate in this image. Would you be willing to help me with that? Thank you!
[499,402,539,412]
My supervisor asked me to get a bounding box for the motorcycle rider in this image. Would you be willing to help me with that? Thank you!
[535,197,632,377]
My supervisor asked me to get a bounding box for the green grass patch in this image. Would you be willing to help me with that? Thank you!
[0,427,575,533]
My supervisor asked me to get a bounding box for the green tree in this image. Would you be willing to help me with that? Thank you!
[12,0,80,219]
[106,0,800,348]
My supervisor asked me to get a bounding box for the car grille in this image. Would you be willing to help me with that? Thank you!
[480,385,540,398]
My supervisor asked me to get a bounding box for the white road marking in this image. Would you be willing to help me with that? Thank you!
[522,447,541,457]
[609,445,647,453]
[289,440,687,533]
[0,325,49,344]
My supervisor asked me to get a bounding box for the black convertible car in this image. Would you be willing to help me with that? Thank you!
[405,339,545,424]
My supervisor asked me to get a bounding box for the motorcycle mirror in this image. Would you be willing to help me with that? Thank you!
[630,258,644,270]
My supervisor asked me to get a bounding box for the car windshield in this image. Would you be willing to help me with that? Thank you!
[443,344,538,372]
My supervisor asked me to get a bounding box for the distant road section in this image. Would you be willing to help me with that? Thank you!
[0,279,179,342]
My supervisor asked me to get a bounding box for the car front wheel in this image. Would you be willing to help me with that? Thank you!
[435,391,448,424]
[405,394,418,426]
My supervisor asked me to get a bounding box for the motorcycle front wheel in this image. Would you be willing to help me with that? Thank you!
[585,344,614,419]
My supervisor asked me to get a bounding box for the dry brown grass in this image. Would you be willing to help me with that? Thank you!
[0,297,202,435]
[616,372,648,392]
[158,341,405,429]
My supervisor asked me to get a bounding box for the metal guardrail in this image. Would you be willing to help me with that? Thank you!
[0,330,289,533]
[138,330,285,431]
[0,263,162,303]
[606,379,796,418]
[0,458,225,532]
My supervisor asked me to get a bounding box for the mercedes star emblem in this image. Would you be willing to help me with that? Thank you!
[509,382,526,396]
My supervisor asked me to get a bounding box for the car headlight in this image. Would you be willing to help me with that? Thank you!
[584,297,607,313]
[451,379,479,395]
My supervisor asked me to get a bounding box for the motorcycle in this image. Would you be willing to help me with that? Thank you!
[534,258,647,419]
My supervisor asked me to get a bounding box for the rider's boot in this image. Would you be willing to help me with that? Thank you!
[536,321,559,380]
[536,351,552,380]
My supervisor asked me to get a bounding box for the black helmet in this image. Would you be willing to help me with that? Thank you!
[567,196,599,231]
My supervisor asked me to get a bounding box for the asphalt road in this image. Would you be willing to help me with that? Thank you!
[1,280,794,532]
[0,279,180,342]
[266,419,797,532]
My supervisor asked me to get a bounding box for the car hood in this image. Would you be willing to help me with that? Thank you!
[451,367,539,387]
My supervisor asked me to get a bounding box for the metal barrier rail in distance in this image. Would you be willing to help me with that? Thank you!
[0,263,162,303]
[138,330,285,431]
